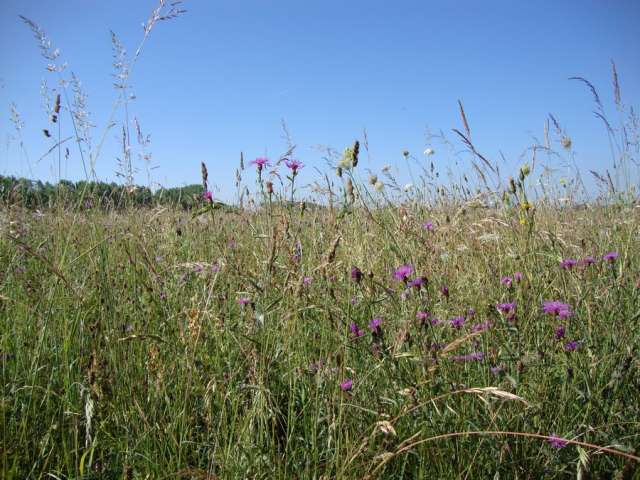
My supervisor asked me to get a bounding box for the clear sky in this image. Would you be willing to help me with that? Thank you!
[1,0,639,199]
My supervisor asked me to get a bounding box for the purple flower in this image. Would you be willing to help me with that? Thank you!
[303,276,313,286]
[451,351,484,361]
[496,302,516,314]
[416,311,429,322]
[369,318,383,332]
[203,190,213,202]
[560,258,578,270]
[349,322,364,338]
[450,316,465,329]
[284,159,304,173]
[227,239,237,249]
[351,266,363,283]
[554,325,566,340]
[237,297,251,306]
[340,379,353,391]
[542,300,573,318]
[564,340,580,352]
[430,317,442,326]
[350,296,359,305]
[514,271,523,283]
[466,308,476,318]
[250,157,270,170]
[407,276,426,289]
[548,434,568,449]
[393,264,413,281]
[440,285,449,298]
[422,221,434,231]
[471,321,492,333]
[500,276,513,288]
[580,256,596,266]
[603,251,619,262]
[490,365,503,375]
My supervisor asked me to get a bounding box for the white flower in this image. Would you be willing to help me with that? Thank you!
[423,148,435,156]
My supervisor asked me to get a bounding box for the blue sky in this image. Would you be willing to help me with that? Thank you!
[1,0,639,199]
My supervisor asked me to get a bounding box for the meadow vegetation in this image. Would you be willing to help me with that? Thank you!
[2,1,640,478]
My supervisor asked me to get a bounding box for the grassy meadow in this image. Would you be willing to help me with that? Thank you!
[2,185,640,478]
[2,3,640,478]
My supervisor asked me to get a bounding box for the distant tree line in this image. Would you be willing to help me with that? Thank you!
[0,175,206,210]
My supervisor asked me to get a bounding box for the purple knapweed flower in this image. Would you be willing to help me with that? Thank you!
[500,276,513,288]
[548,434,568,449]
[349,322,364,338]
[303,276,313,286]
[490,365,503,375]
[284,158,304,173]
[471,321,492,333]
[514,271,523,283]
[407,276,426,289]
[580,256,597,266]
[351,266,363,283]
[369,318,383,332]
[430,317,442,326]
[203,190,213,202]
[451,351,485,361]
[237,297,251,306]
[542,300,573,318]
[393,264,413,281]
[416,311,429,322]
[554,325,566,340]
[603,251,619,263]
[560,258,578,270]
[250,157,270,170]
[496,302,516,314]
[564,340,580,352]
[422,221,434,231]
[340,379,353,391]
[440,285,449,298]
[450,316,465,329]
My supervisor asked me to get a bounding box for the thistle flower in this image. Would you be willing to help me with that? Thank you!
[340,379,353,391]
[500,276,513,288]
[393,264,413,281]
[450,316,465,329]
[349,323,364,338]
[496,302,516,314]
[514,271,523,282]
[564,340,580,352]
[407,276,426,289]
[602,251,619,262]
[548,435,569,449]
[369,318,382,332]
[422,221,434,231]
[560,258,578,270]
[542,300,573,318]
[238,297,250,306]
[554,325,566,340]
[580,256,596,266]
[284,158,303,173]
[250,157,270,171]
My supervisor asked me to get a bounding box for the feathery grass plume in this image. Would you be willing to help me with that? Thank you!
[352,140,360,167]
[201,161,208,193]
[612,60,621,106]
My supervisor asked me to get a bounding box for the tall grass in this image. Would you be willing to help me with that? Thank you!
[2,2,640,478]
